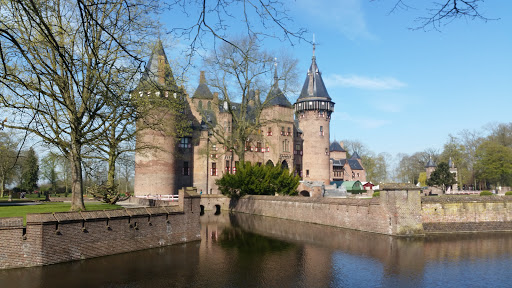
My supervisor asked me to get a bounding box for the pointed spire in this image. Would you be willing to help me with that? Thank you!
[137,40,177,91]
[273,57,278,85]
[296,39,331,101]
[312,33,316,59]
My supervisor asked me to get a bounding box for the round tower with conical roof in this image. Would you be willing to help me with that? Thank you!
[294,44,334,185]
[134,41,184,196]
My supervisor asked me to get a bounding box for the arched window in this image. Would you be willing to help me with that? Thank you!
[207,101,212,110]
[266,160,274,167]
[198,100,203,110]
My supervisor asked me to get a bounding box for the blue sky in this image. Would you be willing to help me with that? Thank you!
[164,0,511,157]
[285,0,512,156]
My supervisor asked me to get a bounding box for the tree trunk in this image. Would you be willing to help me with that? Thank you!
[70,143,85,211]
[0,176,4,198]
[107,153,116,187]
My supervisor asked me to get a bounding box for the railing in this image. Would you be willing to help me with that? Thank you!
[135,194,179,201]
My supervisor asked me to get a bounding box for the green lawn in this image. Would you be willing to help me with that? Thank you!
[0,202,122,225]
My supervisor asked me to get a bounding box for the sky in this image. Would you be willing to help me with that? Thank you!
[163,0,512,158]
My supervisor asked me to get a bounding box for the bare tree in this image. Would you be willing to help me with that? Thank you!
[383,0,497,30]
[0,0,160,210]
[202,36,298,163]
[0,132,20,198]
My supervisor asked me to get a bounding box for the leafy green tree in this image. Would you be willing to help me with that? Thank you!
[418,172,427,187]
[20,148,39,193]
[216,162,299,198]
[41,152,60,195]
[0,132,20,198]
[475,140,512,188]
[426,162,456,192]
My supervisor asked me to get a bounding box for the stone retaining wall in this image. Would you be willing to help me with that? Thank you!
[422,196,512,233]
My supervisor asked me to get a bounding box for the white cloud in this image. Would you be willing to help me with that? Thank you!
[294,0,373,40]
[324,74,407,90]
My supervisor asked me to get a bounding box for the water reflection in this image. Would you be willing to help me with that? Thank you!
[1,212,512,287]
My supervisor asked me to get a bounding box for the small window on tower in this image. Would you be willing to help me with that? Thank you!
[319,126,324,136]
[306,169,310,177]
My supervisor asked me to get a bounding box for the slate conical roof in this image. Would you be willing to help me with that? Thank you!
[138,40,178,91]
[330,141,346,152]
[350,151,361,160]
[425,157,436,168]
[192,71,214,99]
[297,44,331,101]
[266,66,292,108]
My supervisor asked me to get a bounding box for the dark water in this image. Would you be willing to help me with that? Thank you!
[2,212,512,288]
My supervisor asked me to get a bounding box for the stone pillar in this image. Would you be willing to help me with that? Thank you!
[380,184,424,236]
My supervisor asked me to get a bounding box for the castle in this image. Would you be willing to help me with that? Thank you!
[134,41,366,197]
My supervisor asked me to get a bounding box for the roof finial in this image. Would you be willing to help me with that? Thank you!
[312,34,316,59]
[273,57,278,83]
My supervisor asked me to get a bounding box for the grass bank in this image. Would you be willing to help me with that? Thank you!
[0,202,122,225]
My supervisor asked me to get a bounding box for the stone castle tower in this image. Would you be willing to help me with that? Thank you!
[133,41,186,196]
[294,45,335,185]
[425,157,436,180]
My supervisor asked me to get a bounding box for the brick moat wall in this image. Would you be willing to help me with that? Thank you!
[0,191,200,270]
[205,191,512,235]
[225,190,423,236]
[422,196,512,233]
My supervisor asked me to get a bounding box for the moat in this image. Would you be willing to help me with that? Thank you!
[1,212,512,288]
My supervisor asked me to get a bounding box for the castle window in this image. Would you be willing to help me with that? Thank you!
[183,161,189,176]
[287,127,291,136]
[179,137,191,148]
[198,101,203,110]
[233,161,239,174]
[245,141,251,151]
[319,126,324,136]
[306,169,310,177]
[282,140,289,152]
[256,142,262,152]
[267,127,272,136]
[265,143,270,152]
[211,162,217,176]
[319,111,324,117]
[225,160,230,173]
[211,144,217,151]
[352,172,355,179]
[281,126,285,136]
[295,144,301,151]
[207,101,211,110]
[325,148,329,155]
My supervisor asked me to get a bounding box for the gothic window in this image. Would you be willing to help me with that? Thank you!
[225,160,230,173]
[287,127,291,136]
[281,126,285,136]
[198,101,203,110]
[207,101,212,110]
[256,142,262,152]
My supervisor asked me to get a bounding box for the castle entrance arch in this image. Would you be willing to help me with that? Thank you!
[266,160,274,167]
[281,160,288,170]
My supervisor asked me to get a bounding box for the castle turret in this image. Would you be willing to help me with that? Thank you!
[134,41,183,196]
[294,44,334,184]
[425,157,436,180]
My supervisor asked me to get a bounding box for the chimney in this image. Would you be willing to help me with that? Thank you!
[339,141,344,149]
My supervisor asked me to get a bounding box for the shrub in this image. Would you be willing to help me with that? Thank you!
[505,191,512,196]
[480,191,493,196]
[349,190,365,194]
[372,191,380,197]
[216,162,300,198]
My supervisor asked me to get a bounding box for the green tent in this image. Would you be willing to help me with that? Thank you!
[340,181,363,191]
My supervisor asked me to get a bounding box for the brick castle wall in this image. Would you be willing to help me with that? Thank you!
[202,189,512,236]
[0,190,200,270]
[224,189,423,236]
